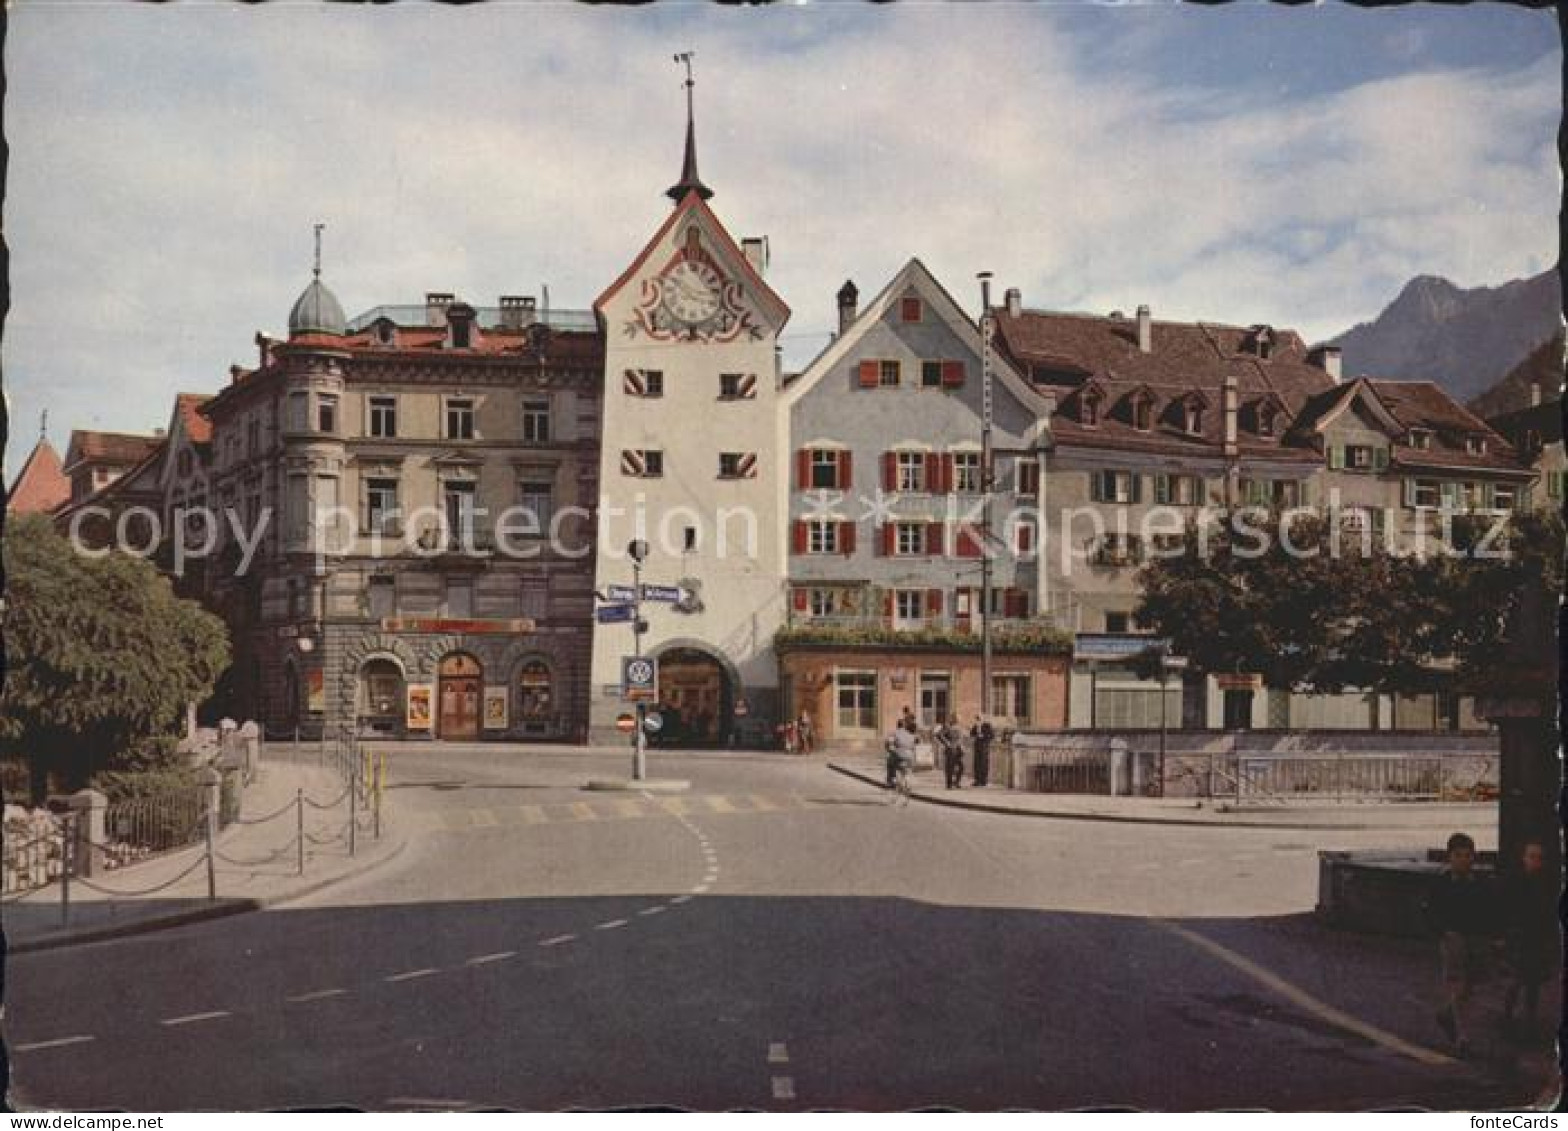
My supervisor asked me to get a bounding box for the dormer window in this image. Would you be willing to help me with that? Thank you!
[1183,403,1204,435]
[1465,435,1487,456]
[1257,406,1276,438]
[1080,392,1101,427]
[1248,325,1275,359]
[1408,429,1432,451]
[374,319,397,347]
[1132,396,1153,432]
[447,303,476,349]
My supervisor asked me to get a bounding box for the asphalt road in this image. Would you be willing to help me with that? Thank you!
[4,746,1547,1111]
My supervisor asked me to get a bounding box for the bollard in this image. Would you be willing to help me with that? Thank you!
[296,788,305,876]
[59,814,72,927]
[196,766,222,901]
[374,752,384,840]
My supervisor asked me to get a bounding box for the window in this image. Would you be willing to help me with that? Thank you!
[953,452,983,494]
[1410,478,1440,509]
[1492,484,1516,511]
[451,319,472,349]
[1090,470,1140,504]
[286,391,309,433]
[719,452,746,478]
[522,399,551,444]
[518,660,554,721]
[810,449,842,489]
[807,521,839,554]
[1257,407,1276,438]
[367,576,395,619]
[1081,394,1100,427]
[317,395,338,434]
[836,672,878,733]
[683,526,698,552]
[444,579,474,618]
[990,675,1032,725]
[1154,474,1203,506]
[895,522,926,556]
[1466,435,1487,456]
[1105,611,1130,634]
[896,452,926,493]
[919,673,951,728]
[893,590,925,628]
[1183,403,1204,435]
[364,477,400,535]
[519,481,553,533]
[879,360,901,388]
[901,296,923,323]
[622,449,664,478]
[1240,478,1301,508]
[177,449,194,477]
[369,396,398,439]
[519,578,548,620]
[285,473,309,543]
[1132,398,1153,431]
[622,369,664,397]
[1409,429,1431,451]
[443,481,477,544]
[718,373,748,398]
[1094,533,1142,565]
[247,418,262,454]
[446,398,475,440]
[1346,444,1375,470]
[1017,460,1040,496]
[808,588,839,617]
[921,360,943,388]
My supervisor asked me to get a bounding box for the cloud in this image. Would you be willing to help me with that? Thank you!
[3,5,1559,479]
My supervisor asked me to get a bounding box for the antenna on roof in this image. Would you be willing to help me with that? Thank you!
[312,222,325,280]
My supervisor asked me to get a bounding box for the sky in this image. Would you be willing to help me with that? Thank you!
[3,2,1561,482]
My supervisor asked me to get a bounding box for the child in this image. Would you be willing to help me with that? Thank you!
[1424,831,1492,1055]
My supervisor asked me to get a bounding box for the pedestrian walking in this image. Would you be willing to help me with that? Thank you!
[970,715,995,787]
[939,715,965,789]
[886,717,917,788]
[797,710,814,755]
[1423,831,1493,1056]
[781,720,798,755]
[1498,839,1556,1039]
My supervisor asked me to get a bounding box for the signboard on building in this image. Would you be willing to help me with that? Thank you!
[406,685,433,730]
[622,656,658,702]
[641,584,683,603]
[483,686,509,730]
[1216,674,1263,691]
[596,603,635,624]
[605,584,638,602]
[1074,634,1172,661]
[380,618,536,635]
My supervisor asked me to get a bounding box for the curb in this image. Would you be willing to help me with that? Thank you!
[826,763,1405,831]
[6,823,412,956]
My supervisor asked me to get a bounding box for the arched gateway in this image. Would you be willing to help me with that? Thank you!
[437,652,483,740]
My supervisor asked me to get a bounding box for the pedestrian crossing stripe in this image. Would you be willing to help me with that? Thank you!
[425,793,820,832]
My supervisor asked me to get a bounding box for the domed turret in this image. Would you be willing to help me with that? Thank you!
[289,276,346,337]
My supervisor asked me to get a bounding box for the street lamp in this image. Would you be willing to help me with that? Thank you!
[1157,645,1187,796]
[628,539,650,782]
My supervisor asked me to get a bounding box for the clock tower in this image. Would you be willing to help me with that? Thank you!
[589,64,791,745]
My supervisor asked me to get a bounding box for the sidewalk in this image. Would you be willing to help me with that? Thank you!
[828,759,1497,832]
[3,758,407,954]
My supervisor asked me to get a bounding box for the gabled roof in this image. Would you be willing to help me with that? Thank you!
[7,437,70,514]
[1292,377,1405,437]
[62,430,162,474]
[594,189,789,328]
[52,438,168,521]
[781,257,1051,427]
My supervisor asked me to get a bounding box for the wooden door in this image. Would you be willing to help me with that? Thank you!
[439,653,483,740]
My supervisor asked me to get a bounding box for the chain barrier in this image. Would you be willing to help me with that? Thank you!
[302,786,353,811]
[213,839,300,868]
[70,851,212,899]
[229,797,301,826]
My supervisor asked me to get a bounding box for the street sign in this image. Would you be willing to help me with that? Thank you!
[622,656,658,702]
[596,603,635,624]
[615,713,637,734]
[643,711,664,734]
[605,584,638,602]
[1162,656,1190,671]
[641,584,683,603]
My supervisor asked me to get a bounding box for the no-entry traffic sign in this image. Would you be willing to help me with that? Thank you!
[615,713,637,734]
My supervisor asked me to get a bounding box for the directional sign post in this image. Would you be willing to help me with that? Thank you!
[622,656,658,703]
[596,603,635,625]
[605,584,638,602]
[640,584,684,603]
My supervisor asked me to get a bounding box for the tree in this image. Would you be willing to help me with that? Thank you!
[0,514,231,800]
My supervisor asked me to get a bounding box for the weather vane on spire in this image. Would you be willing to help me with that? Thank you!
[666,51,713,203]
[313,222,325,279]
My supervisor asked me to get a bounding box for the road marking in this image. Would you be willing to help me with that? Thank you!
[660,798,690,816]
[285,988,348,1004]
[569,801,599,821]
[670,895,692,905]
[466,951,517,966]
[468,808,498,828]
[160,1011,231,1027]
[691,883,710,894]
[771,1077,796,1100]
[517,804,547,825]
[750,794,781,812]
[1154,920,1455,1067]
[539,933,577,947]
[595,919,628,931]
[705,796,737,814]
[768,1041,790,1064]
[14,1035,95,1052]
[384,968,440,983]
[638,906,667,917]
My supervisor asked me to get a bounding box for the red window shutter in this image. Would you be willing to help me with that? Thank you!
[793,588,809,612]
[879,523,895,556]
[924,452,940,493]
[882,452,897,491]
[957,528,980,558]
[791,521,808,555]
[840,521,857,555]
[1017,522,1035,553]
[927,521,945,557]
[941,360,966,388]
[927,589,944,615]
[883,590,895,618]
[796,449,811,490]
[1005,589,1027,618]
[858,360,880,388]
[838,450,852,490]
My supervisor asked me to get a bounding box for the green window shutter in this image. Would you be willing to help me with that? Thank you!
[1153,474,1169,505]
[1440,481,1457,508]
[1130,474,1143,504]
[1370,506,1386,535]
[1328,446,1344,470]
[1549,472,1562,500]
[1402,477,1416,508]
[1372,447,1389,472]
[1090,471,1104,503]
[1482,482,1496,510]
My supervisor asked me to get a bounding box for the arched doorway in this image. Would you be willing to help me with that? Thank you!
[656,647,731,747]
[358,658,406,735]
[438,652,483,740]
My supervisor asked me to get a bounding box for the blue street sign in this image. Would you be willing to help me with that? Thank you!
[641,584,683,603]
[596,603,635,624]
[622,656,658,702]
[605,584,638,602]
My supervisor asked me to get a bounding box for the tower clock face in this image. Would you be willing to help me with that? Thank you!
[660,260,723,326]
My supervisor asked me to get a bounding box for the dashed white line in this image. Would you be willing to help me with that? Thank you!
[595,919,629,931]
[384,968,440,983]
[691,884,710,894]
[638,906,667,917]
[160,1011,231,1027]
[669,895,692,905]
[466,951,517,966]
[285,988,348,1004]
[388,1098,472,1110]
[768,1041,790,1064]
[771,1077,796,1100]
[15,1035,95,1052]
[539,933,577,947]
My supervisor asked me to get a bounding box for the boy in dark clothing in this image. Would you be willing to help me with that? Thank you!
[938,717,965,789]
[1499,839,1558,1036]
[1424,831,1492,1055]
[970,716,995,787]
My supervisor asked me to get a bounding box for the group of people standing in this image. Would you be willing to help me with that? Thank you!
[885,707,997,790]
[779,710,815,755]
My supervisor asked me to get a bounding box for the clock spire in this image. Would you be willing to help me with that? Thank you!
[666,51,713,204]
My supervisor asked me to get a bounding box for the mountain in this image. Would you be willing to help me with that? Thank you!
[1466,331,1564,420]
[1329,269,1561,405]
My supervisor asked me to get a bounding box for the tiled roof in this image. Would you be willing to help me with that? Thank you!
[280,325,604,360]
[1364,379,1526,475]
[1487,398,1563,448]
[7,438,70,514]
[63,430,162,472]
[175,393,213,445]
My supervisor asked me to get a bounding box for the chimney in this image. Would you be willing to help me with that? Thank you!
[229,364,245,385]
[1005,288,1022,318]
[1307,344,1342,382]
[1531,382,1542,407]
[445,301,476,348]
[836,280,859,334]
[1223,375,1239,458]
[1136,304,1152,353]
[741,236,769,277]
[500,295,536,331]
[254,332,275,369]
[425,292,454,327]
